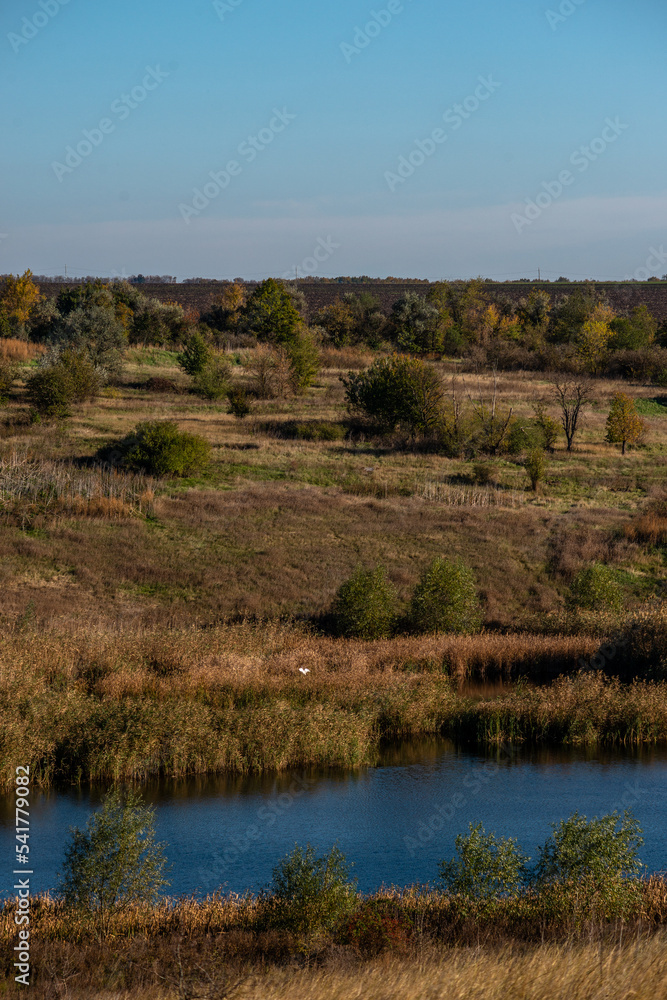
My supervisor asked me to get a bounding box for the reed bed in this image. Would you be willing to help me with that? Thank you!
[0,452,156,524]
[1,888,667,999]
[2,619,666,788]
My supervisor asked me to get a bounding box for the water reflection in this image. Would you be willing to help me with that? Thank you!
[1,739,666,898]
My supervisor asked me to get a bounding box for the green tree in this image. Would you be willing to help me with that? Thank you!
[286,329,320,393]
[606,392,647,454]
[524,448,547,492]
[191,353,232,399]
[534,810,644,917]
[532,402,560,451]
[178,331,211,377]
[57,789,169,939]
[241,278,302,344]
[342,354,443,437]
[227,386,252,418]
[567,563,623,613]
[609,305,658,350]
[438,823,529,900]
[409,557,483,635]
[390,292,442,353]
[330,565,399,639]
[268,843,357,935]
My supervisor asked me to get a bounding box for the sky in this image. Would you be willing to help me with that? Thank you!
[1,0,665,281]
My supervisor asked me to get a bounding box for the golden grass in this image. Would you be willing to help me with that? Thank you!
[0,338,45,362]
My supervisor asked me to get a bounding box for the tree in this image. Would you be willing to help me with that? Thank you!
[0,270,41,336]
[438,823,529,900]
[241,278,302,344]
[177,330,211,376]
[52,303,127,375]
[567,563,623,613]
[606,392,647,454]
[534,810,644,917]
[342,354,444,437]
[57,789,169,939]
[192,353,232,399]
[268,844,357,935]
[330,565,398,639]
[576,303,616,373]
[552,378,593,452]
[532,402,560,451]
[409,557,483,635]
[389,292,442,353]
[285,329,320,393]
[609,305,658,350]
[524,448,547,492]
[315,300,356,347]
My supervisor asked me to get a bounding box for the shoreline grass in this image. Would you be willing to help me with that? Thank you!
[2,619,667,789]
[1,887,667,999]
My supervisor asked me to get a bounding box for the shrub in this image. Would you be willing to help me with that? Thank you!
[294,421,346,442]
[409,557,483,635]
[439,822,529,900]
[524,448,547,492]
[286,330,320,393]
[57,789,169,939]
[606,392,647,454]
[341,354,443,436]
[533,402,561,451]
[330,565,399,639]
[605,605,667,680]
[0,358,18,403]
[177,331,211,376]
[472,462,496,485]
[25,364,74,417]
[120,421,211,476]
[268,843,357,936]
[58,348,102,402]
[192,353,232,399]
[534,810,644,918]
[339,898,411,956]
[227,387,252,418]
[567,563,623,613]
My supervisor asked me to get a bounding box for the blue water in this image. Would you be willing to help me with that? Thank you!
[2,740,666,898]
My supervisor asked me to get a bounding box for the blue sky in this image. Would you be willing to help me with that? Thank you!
[1,0,665,280]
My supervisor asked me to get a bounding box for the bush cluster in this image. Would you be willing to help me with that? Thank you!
[330,558,483,639]
[111,420,211,477]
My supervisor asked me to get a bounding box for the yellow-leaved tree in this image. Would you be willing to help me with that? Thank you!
[605,392,647,454]
[0,270,42,336]
[576,303,615,373]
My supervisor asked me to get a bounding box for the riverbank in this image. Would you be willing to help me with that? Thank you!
[2,620,667,789]
[1,888,667,999]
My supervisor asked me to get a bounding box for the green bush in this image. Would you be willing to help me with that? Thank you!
[177,331,211,376]
[524,448,547,491]
[25,364,74,417]
[58,348,102,402]
[192,353,232,399]
[57,789,169,939]
[294,421,346,442]
[341,354,443,436]
[267,843,357,936]
[120,420,211,476]
[286,330,320,393]
[227,387,252,418]
[567,563,623,613]
[472,462,496,486]
[439,822,529,900]
[534,810,644,918]
[409,557,483,635]
[330,565,399,639]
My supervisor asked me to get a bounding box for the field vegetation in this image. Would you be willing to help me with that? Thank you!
[0,272,666,788]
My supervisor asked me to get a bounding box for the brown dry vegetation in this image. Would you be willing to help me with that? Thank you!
[2,887,667,999]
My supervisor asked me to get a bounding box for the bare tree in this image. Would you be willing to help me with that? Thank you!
[466,370,514,456]
[551,378,594,452]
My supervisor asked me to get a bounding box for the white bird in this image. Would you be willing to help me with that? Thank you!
[299,668,311,675]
